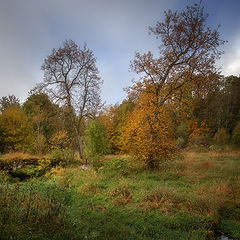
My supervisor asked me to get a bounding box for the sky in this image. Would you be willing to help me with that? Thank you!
[0,0,240,105]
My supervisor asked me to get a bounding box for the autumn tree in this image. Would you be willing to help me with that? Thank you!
[99,100,134,153]
[0,95,20,113]
[23,93,60,153]
[124,2,225,168]
[0,105,33,152]
[40,40,103,160]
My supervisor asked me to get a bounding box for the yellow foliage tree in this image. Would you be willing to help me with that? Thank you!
[123,2,225,168]
[123,89,175,168]
[98,100,134,153]
[0,106,34,152]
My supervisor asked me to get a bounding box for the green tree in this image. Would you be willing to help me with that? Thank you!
[193,75,240,136]
[219,76,240,132]
[84,120,110,160]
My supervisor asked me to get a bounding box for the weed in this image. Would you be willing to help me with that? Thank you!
[0,180,74,240]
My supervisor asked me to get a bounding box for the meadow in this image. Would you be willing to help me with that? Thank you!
[0,146,240,240]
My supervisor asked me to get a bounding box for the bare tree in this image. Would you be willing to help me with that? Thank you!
[41,40,103,160]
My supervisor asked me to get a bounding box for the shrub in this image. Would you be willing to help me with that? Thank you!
[49,148,76,167]
[189,135,211,147]
[176,137,187,148]
[213,128,230,145]
[176,122,189,140]
[188,120,211,147]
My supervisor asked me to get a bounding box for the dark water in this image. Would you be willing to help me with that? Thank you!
[219,236,239,240]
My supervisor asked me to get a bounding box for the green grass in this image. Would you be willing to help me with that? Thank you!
[0,148,240,239]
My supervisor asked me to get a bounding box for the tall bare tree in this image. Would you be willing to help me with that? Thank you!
[41,40,102,159]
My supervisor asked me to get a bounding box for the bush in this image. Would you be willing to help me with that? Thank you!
[232,121,240,146]
[188,120,211,147]
[49,148,76,167]
[84,120,111,161]
[176,122,189,141]
[213,128,230,145]
[176,137,187,148]
[189,135,211,147]
[0,153,52,179]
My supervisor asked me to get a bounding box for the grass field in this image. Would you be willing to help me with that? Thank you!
[0,147,240,239]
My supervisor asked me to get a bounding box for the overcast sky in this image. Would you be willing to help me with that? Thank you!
[0,0,240,105]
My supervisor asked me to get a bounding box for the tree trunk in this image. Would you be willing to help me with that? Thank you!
[66,104,86,163]
[76,134,84,160]
[147,154,158,170]
[72,123,85,161]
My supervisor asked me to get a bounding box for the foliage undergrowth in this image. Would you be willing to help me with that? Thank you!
[0,149,79,180]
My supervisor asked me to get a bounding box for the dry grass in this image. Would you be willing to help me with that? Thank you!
[49,166,66,176]
[180,149,239,177]
[135,148,240,219]
[137,187,217,216]
[110,186,133,206]
[79,183,99,195]
[2,152,43,160]
[138,188,181,214]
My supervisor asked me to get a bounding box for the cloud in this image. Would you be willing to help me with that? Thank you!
[0,0,239,104]
[219,34,240,76]
[0,0,175,103]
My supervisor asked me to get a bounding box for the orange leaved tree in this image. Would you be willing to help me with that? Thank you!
[123,87,176,169]
[123,2,225,168]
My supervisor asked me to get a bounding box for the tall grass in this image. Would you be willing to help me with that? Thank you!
[0,179,74,240]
